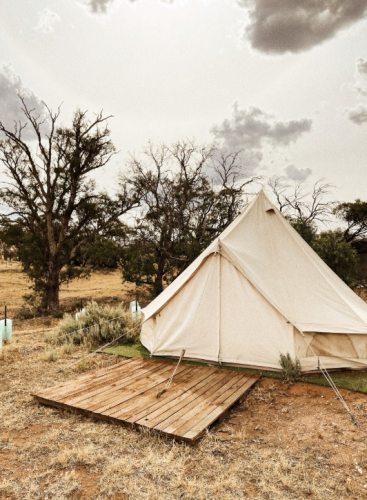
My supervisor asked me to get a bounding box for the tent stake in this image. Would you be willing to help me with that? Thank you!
[157,349,186,398]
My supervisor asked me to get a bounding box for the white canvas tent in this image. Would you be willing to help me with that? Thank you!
[140,190,367,372]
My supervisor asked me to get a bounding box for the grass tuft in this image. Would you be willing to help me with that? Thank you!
[63,342,74,355]
[44,347,59,362]
[279,353,301,383]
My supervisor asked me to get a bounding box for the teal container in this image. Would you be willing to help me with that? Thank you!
[75,308,86,321]
[130,301,141,321]
[0,319,12,342]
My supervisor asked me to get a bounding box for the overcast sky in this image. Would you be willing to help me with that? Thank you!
[1,0,367,202]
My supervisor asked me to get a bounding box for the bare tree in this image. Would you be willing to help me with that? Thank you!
[120,140,259,297]
[268,177,336,224]
[0,98,140,312]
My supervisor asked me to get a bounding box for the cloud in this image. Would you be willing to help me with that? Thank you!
[355,57,367,96]
[210,102,312,177]
[356,57,367,75]
[0,63,48,140]
[78,0,123,18]
[347,103,367,124]
[211,103,312,149]
[237,0,367,54]
[35,8,61,34]
[284,163,312,182]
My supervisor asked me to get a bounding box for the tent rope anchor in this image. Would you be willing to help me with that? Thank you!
[300,331,359,427]
[156,349,186,398]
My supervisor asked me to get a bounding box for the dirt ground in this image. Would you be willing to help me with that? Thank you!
[1,264,367,498]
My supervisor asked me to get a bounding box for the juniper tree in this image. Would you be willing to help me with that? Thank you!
[0,98,140,312]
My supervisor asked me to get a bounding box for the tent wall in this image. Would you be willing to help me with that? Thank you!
[142,255,220,361]
[294,328,367,371]
[218,256,294,369]
[141,254,295,370]
[220,196,367,334]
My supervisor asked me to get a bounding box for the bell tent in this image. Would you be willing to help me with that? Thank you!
[140,190,367,372]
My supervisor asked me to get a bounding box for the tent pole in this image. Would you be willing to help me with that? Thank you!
[217,242,221,365]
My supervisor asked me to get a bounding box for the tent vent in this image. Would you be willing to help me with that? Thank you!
[266,208,275,214]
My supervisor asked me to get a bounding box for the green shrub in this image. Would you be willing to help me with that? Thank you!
[52,310,64,319]
[311,229,358,286]
[54,300,140,347]
[279,353,301,383]
[112,297,118,301]
[15,306,38,320]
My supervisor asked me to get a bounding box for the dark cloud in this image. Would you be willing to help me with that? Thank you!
[0,63,48,141]
[237,0,367,54]
[284,163,312,182]
[356,57,367,75]
[347,104,367,124]
[78,0,125,17]
[211,103,311,150]
[210,103,312,177]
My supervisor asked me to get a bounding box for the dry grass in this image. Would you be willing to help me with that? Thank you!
[0,260,134,332]
[1,329,367,499]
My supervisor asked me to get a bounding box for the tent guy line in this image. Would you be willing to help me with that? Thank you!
[298,329,358,426]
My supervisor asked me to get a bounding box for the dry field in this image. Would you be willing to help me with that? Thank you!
[1,264,367,498]
[0,260,134,332]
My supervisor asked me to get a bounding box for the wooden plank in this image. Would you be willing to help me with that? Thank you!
[135,369,231,428]
[34,357,136,398]
[120,366,218,422]
[38,357,145,402]
[82,363,181,412]
[99,365,197,417]
[111,365,209,421]
[60,360,169,407]
[53,358,150,401]
[33,358,260,443]
[106,365,198,420]
[126,367,220,425]
[182,375,259,440]
[160,372,251,436]
[156,372,247,434]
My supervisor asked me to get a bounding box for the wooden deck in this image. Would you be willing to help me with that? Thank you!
[33,357,259,442]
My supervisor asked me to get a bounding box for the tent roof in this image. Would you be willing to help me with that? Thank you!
[142,190,367,334]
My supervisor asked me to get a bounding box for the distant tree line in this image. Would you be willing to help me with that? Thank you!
[0,99,366,313]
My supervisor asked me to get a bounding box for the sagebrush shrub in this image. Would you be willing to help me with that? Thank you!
[54,301,140,347]
[52,310,64,319]
[15,306,38,320]
[279,353,301,383]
